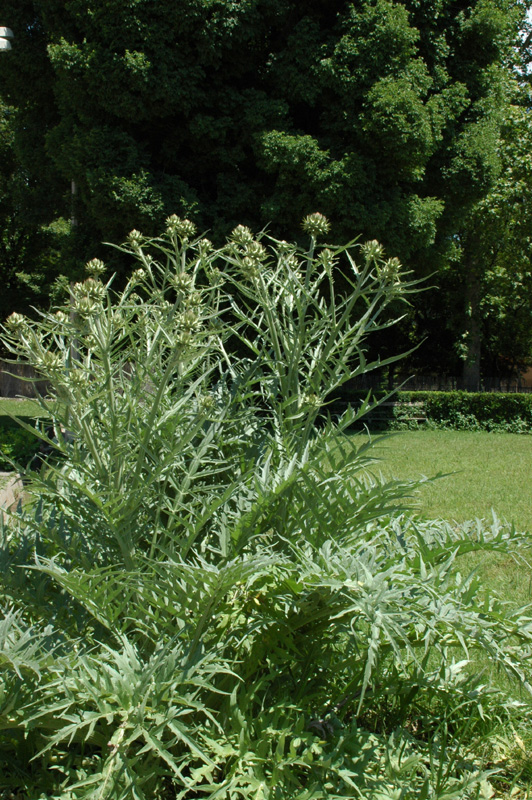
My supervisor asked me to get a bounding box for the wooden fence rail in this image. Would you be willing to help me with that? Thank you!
[0,361,48,398]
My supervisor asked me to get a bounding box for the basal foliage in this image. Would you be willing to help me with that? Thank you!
[0,217,531,798]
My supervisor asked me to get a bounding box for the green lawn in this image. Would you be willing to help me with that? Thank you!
[353,429,532,614]
[0,397,43,418]
[357,429,532,533]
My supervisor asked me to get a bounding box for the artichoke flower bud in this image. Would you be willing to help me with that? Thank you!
[244,241,267,263]
[185,291,202,308]
[197,394,216,416]
[207,266,224,286]
[74,297,99,316]
[85,258,106,278]
[84,278,106,301]
[171,273,193,293]
[72,279,106,303]
[240,257,260,281]
[70,369,90,390]
[197,237,213,254]
[300,393,322,411]
[377,257,402,286]
[318,248,337,270]
[36,350,63,373]
[230,225,254,246]
[177,308,201,334]
[362,239,384,262]
[127,229,144,249]
[302,212,330,239]
[130,268,146,285]
[5,312,28,335]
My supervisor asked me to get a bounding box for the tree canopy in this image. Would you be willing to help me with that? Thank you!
[0,0,530,381]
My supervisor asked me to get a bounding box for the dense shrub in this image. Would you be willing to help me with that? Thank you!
[418,391,532,431]
[339,390,532,432]
[0,218,531,799]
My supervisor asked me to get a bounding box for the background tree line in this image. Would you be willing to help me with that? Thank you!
[0,0,531,388]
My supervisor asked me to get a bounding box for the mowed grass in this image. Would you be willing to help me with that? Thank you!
[0,397,43,418]
[352,429,532,614]
[357,428,532,533]
[362,431,532,792]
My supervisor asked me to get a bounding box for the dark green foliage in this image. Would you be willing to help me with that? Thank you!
[0,99,70,330]
[0,424,40,470]
[0,0,526,299]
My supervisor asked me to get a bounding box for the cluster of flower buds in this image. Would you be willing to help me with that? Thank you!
[127,229,144,251]
[166,215,197,240]
[277,241,299,270]
[70,278,106,317]
[239,241,268,281]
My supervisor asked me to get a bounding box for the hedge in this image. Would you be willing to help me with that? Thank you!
[334,390,532,433]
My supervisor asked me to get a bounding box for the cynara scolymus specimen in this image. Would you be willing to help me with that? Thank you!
[0,216,531,798]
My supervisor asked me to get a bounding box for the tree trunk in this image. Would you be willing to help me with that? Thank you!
[461,270,482,391]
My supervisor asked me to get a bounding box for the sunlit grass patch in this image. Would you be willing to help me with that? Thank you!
[0,397,43,418]
[353,429,532,533]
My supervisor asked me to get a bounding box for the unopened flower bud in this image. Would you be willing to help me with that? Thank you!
[245,241,267,262]
[85,258,106,278]
[300,393,322,410]
[185,291,202,309]
[128,229,144,247]
[362,240,384,262]
[36,350,63,372]
[130,268,146,285]
[198,238,213,254]
[70,369,90,390]
[197,394,216,415]
[5,312,28,334]
[171,273,193,293]
[240,257,260,281]
[302,213,330,239]
[318,248,337,270]
[230,225,254,246]
[74,296,99,317]
[377,257,403,289]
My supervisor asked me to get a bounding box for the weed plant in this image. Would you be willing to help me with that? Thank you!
[0,216,531,798]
